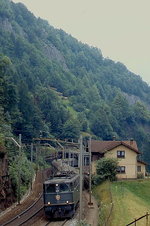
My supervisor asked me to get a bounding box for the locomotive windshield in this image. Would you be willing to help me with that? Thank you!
[44,183,71,193]
[46,184,55,193]
[59,183,70,192]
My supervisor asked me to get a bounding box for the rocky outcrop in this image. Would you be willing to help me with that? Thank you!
[0,18,13,33]
[0,153,12,211]
[0,16,68,71]
[123,91,150,110]
[0,17,27,39]
[42,42,68,71]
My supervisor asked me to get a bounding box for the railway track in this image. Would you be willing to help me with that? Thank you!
[1,194,43,226]
[44,219,68,226]
[0,167,81,226]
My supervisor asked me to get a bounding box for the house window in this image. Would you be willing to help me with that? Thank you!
[117,150,125,158]
[117,166,126,174]
[137,166,141,172]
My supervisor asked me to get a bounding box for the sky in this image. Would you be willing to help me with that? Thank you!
[12,0,150,85]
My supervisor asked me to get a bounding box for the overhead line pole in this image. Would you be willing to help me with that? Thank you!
[88,136,93,206]
[6,135,22,204]
[31,143,33,163]
[18,134,22,204]
[79,134,83,222]
[30,143,33,190]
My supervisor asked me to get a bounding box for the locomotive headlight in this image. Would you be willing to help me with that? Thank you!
[56,195,61,200]
[66,201,69,204]
[48,202,51,205]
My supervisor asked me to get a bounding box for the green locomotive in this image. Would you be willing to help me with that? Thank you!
[43,173,79,218]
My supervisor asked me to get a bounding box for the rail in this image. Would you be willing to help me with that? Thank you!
[61,219,68,226]
[19,206,43,225]
[44,219,68,226]
[1,194,43,226]
[126,212,150,226]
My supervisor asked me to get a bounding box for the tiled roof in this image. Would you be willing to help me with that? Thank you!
[137,160,147,165]
[90,140,140,154]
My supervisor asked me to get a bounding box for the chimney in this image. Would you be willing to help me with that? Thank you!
[130,138,134,145]
[112,136,116,141]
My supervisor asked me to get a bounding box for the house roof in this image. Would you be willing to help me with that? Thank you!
[137,160,147,165]
[90,140,140,154]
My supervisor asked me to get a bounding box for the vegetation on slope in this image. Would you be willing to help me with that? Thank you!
[0,0,149,150]
[94,180,150,226]
[1,0,150,201]
[93,181,113,226]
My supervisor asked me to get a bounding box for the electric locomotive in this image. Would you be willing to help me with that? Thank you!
[43,173,79,218]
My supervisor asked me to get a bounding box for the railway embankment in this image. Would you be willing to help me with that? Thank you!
[0,167,99,226]
[0,170,43,225]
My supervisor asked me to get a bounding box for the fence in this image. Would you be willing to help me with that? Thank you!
[126,212,150,226]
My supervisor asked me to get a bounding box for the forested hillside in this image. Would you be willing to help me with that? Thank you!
[0,0,150,167]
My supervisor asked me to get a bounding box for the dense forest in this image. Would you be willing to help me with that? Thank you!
[0,0,150,201]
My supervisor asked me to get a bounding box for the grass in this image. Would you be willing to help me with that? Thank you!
[93,179,150,226]
[93,181,113,226]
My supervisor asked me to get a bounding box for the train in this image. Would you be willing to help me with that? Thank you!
[43,172,80,218]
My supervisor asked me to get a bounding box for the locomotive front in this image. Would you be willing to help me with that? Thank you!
[43,174,79,218]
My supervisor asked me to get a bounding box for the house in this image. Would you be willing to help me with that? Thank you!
[137,160,146,178]
[90,139,146,179]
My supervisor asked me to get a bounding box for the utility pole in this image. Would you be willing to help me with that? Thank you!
[35,144,39,172]
[31,143,33,163]
[6,135,22,204]
[79,135,83,222]
[30,143,33,190]
[55,140,64,160]
[18,134,22,204]
[88,136,93,206]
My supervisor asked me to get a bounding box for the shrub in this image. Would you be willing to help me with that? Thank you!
[92,158,118,185]
[76,220,90,226]
[137,172,144,179]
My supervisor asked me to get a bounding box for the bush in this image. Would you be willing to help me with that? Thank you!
[137,172,144,179]
[92,174,104,185]
[76,220,90,226]
[92,158,118,185]
[9,153,34,197]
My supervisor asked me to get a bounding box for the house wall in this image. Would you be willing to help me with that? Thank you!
[92,154,99,161]
[91,153,104,174]
[92,161,97,174]
[104,145,137,179]
[137,162,146,177]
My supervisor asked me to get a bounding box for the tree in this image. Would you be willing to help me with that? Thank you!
[61,118,80,139]
[90,106,113,140]
[133,101,150,123]
[92,158,118,185]
[111,93,131,123]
